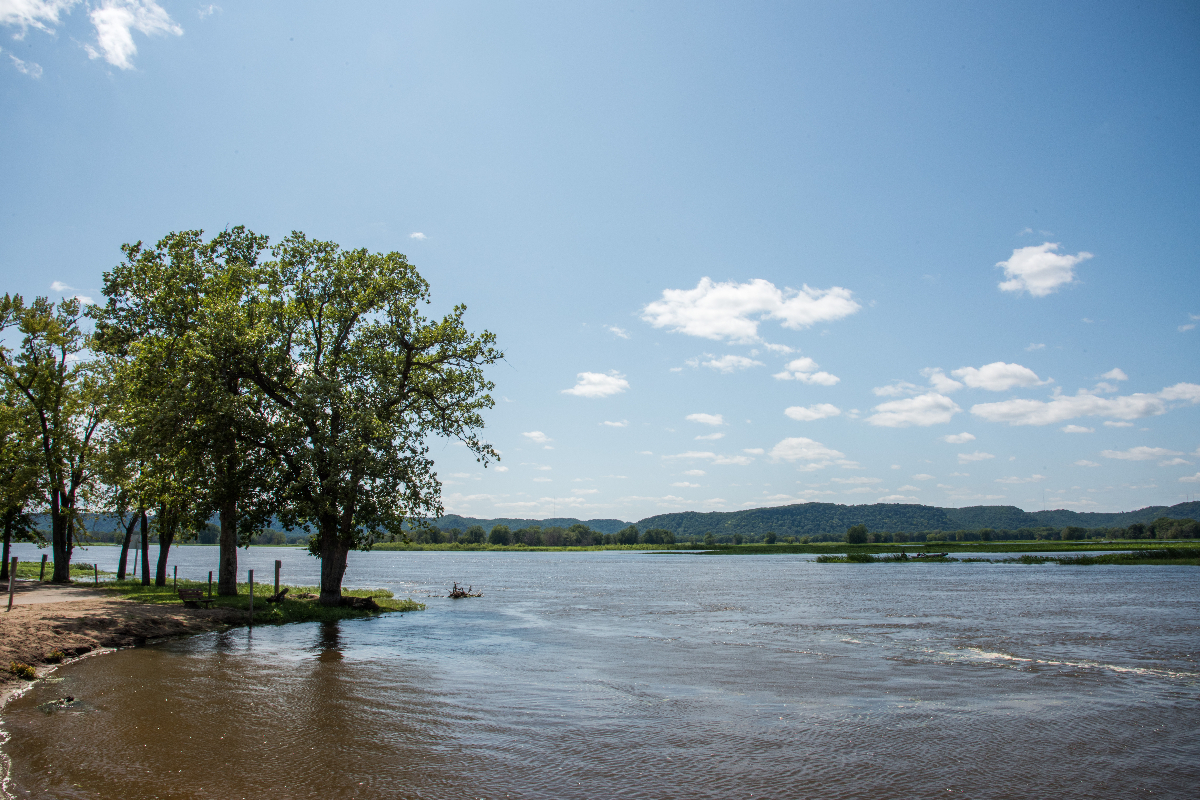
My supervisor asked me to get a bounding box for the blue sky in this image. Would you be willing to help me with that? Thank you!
[2,1,1198,521]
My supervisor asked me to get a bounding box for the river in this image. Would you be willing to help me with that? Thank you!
[2,546,1198,798]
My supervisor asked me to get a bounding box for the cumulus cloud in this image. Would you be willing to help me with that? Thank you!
[951,362,1047,391]
[1104,420,1134,428]
[493,466,509,472]
[921,368,964,393]
[1180,473,1200,484]
[1100,446,1182,461]
[1101,368,1128,381]
[878,494,918,503]
[562,371,629,398]
[522,431,552,444]
[911,474,934,481]
[773,357,839,385]
[683,469,705,476]
[996,242,1092,297]
[686,413,724,426]
[866,393,960,427]
[995,475,1045,484]
[1074,460,1100,467]
[971,383,1200,426]
[662,451,754,466]
[84,1,183,70]
[700,354,765,373]
[671,482,699,488]
[1062,425,1093,433]
[831,476,881,485]
[784,403,841,422]
[605,325,630,339]
[50,280,73,292]
[695,432,725,441]
[942,432,976,444]
[958,451,995,464]
[642,277,860,343]
[601,420,628,428]
[409,232,426,240]
[1159,458,1192,467]
[768,437,845,463]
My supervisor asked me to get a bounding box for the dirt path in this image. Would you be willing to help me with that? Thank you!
[1,580,245,708]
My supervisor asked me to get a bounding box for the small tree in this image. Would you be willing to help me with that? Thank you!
[616,525,639,545]
[846,524,868,544]
[488,525,511,546]
[764,531,776,545]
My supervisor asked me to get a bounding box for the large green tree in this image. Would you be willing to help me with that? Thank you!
[239,233,502,604]
[0,391,44,581]
[0,296,104,582]
[93,228,277,595]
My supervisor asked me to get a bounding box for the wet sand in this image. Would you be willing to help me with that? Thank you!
[0,580,243,708]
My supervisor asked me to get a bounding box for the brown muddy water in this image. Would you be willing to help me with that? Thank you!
[3,551,1198,799]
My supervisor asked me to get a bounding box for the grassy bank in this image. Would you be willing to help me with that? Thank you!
[705,540,1200,555]
[814,548,1200,566]
[100,579,424,624]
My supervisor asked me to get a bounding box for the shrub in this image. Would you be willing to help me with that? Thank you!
[44,651,65,664]
[9,662,36,680]
[846,524,868,544]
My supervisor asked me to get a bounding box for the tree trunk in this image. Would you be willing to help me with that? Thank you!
[50,491,70,583]
[155,523,174,586]
[318,526,350,606]
[218,494,239,596]
[140,509,151,586]
[117,512,138,580]
[0,514,10,582]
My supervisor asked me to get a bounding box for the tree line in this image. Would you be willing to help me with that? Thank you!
[0,228,500,603]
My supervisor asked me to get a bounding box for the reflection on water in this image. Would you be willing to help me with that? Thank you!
[3,552,1199,799]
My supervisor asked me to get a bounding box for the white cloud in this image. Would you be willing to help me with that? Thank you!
[533,477,552,483]
[671,482,699,488]
[921,368,964,393]
[695,432,725,441]
[409,232,426,240]
[995,475,1045,484]
[942,432,976,444]
[84,1,183,70]
[0,0,79,35]
[562,371,629,398]
[605,325,630,339]
[1061,425,1094,433]
[958,451,995,464]
[1101,368,1128,381]
[701,354,764,373]
[773,357,839,385]
[911,474,934,481]
[1101,446,1182,461]
[768,437,845,463]
[742,448,765,455]
[763,342,795,354]
[1181,324,1196,333]
[572,488,598,495]
[831,476,881,485]
[686,413,724,426]
[971,383,1200,426]
[877,494,918,503]
[50,280,72,292]
[1026,343,1046,351]
[9,53,42,76]
[784,403,840,422]
[493,466,509,472]
[1074,460,1100,467]
[601,420,628,428]
[951,362,1047,391]
[1180,473,1200,484]
[896,485,921,491]
[1104,420,1134,428]
[1159,458,1192,467]
[662,451,753,466]
[866,393,960,427]
[996,242,1092,297]
[683,469,706,476]
[642,277,860,343]
[522,431,552,444]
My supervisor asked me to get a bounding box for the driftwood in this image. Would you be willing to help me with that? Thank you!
[338,595,380,610]
[448,582,482,598]
[266,587,289,603]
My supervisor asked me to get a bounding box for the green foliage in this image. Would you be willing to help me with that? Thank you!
[846,524,868,544]
[488,525,511,545]
[616,525,640,545]
[764,531,776,544]
[9,661,37,680]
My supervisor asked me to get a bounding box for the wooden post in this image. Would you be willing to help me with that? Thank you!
[173,565,178,590]
[207,570,213,601]
[274,559,281,596]
[6,557,15,612]
[93,564,98,586]
[248,569,254,625]
[131,546,137,578]
[39,554,47,581]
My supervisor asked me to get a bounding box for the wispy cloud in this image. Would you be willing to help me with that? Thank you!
[697,354,765,373]
[1100,446,1182,461]
[601,420,628,428]
[686,413,724,426]
[561,371,629,398]
[8,52,42,77]
[605,325,630,339]
[996,242,1092,297]
[84,1,183,70]
[642,277,859,343]
[1061,425,1093,433]
[958,451,995,464]
[971,383,1200,426]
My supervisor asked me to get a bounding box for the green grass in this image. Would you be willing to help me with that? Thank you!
[100,578,424,624]
[707,540,1200,555]
[812,547,1200,566]
[10,560,107,580]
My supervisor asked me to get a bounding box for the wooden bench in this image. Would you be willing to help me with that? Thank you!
[178,588,214,608]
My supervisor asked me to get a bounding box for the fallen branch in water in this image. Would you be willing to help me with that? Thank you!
[448,582,482,598]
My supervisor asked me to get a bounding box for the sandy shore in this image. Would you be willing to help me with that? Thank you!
[1,579,245,710]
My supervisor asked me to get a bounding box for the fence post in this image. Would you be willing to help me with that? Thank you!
[274,559,281,596]
[39,554,47,581]
[248,569,254,625]
[173,565,178,590]
[94,564,98,586]
[207,570,213,601]
[6,557,16,612]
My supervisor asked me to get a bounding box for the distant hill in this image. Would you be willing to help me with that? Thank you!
[430,514,632,535]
